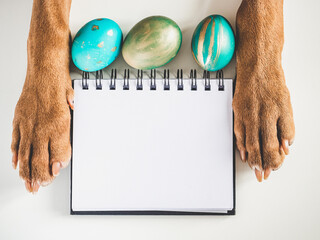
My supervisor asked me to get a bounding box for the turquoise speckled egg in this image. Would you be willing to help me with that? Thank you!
[72,18,122,72]
[191,15,235,71]
[122,16,182,70]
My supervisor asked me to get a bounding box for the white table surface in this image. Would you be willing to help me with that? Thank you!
[0,0,319,239]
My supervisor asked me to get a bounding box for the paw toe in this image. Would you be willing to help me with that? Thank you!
[262,147,285,171]
[30,140,55,187]
[277,113,295,146]
[245,126,263,171]
[49,133,71,171]
[234,118,246,161]
[247,147,263,170]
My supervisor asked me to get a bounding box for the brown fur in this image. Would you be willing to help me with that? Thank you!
[233,0,295,171]
[11,0,73,186]
[11,0,295,191]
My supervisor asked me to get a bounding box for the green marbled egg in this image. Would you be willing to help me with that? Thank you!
[122,16,182,70]
[191,15,235,71]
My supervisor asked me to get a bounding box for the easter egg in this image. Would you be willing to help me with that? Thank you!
[122,16,182,70]
[191,15,235,71]
[71,18,123,72]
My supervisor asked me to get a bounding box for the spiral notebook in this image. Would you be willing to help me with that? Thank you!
[70,69,235,215]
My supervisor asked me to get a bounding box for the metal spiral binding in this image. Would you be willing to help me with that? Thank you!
[164,69,170,90]
[203,70,211,91]
[137,69,143,90]
[83,69,225,91]
[217,70,224,91]
[95,70,103,90]
[123,69,130,90]
[177,69,183,90]
[82,71,89,90]
[190,69,197,91]
[150,69,156,90]
[110,69,116,90]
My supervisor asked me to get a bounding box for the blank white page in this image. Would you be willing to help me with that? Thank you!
[71,78,234,213]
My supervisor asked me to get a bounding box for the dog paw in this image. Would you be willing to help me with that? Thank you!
[233,70,295,182]
[11,82,74,193]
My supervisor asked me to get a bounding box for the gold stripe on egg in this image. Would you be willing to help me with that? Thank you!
[197,18,211,67]
[205,19,216,66]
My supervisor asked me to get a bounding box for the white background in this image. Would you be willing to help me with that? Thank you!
[0,0,319,239]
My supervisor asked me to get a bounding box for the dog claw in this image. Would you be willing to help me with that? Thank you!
[240,150,246,162]
[255,168,263,182]
[32,181,40,193]
[67,95,74,110]
[52,161,61,176]
[264,168,271,180]
[12,152,17,170]
[282,139,289,155]
[25,180,32,192]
